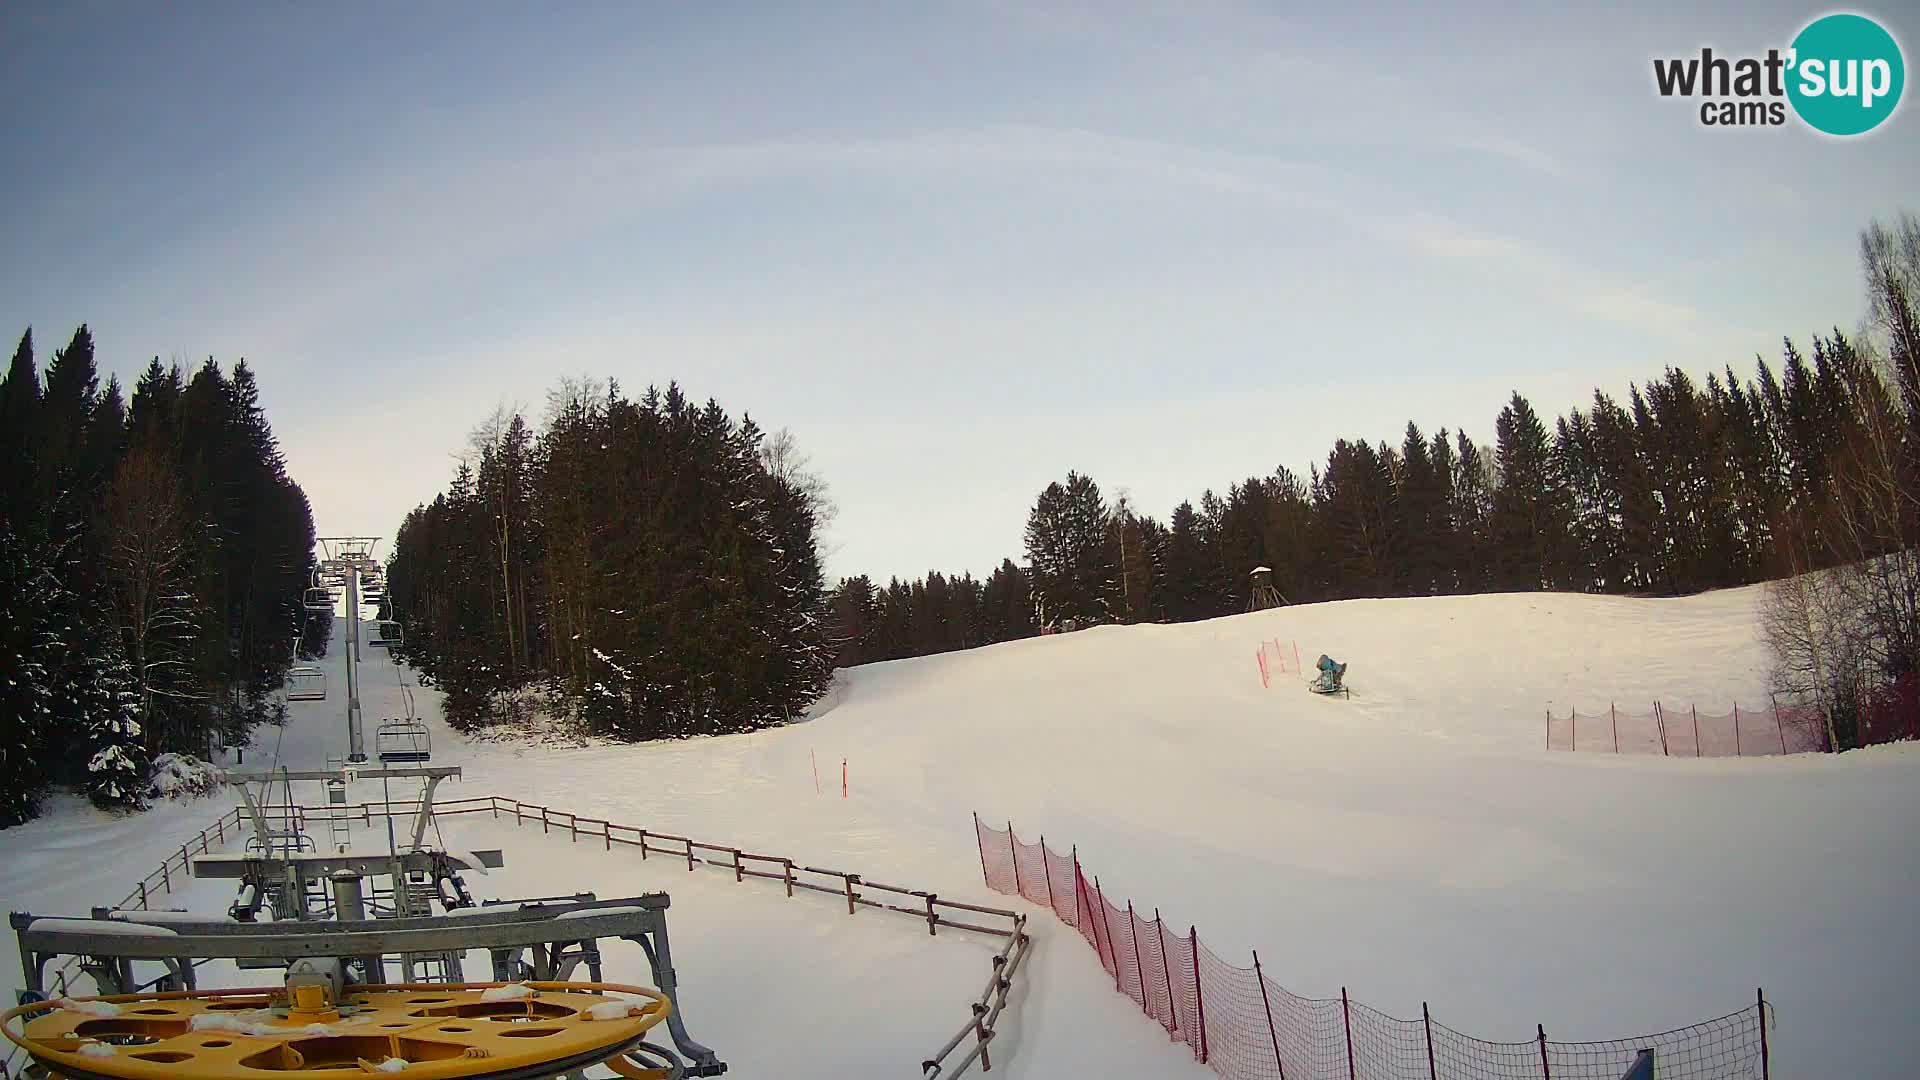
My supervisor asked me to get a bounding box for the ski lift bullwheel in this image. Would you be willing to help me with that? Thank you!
[3,982,677,1080]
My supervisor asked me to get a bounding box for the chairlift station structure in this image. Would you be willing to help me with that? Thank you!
[4,533,729,1079]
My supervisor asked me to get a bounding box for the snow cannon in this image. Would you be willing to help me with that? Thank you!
[1308,654,1349,698]
[3,977,693,1080]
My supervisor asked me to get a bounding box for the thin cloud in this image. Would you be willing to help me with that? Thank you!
[1445,134,1577,180]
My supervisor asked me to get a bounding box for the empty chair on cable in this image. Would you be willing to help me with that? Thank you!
[376,718,431,762]
[303,587,333,612]
[368,619,404,648]
[287,665,327,701]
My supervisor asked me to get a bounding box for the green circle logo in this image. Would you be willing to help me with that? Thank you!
[1787,13,1905,135]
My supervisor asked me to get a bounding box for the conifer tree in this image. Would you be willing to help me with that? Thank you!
[76,633,150,813]
[1,331,41,529]
[1491,393,1570,589]
[1023,471,1118,626]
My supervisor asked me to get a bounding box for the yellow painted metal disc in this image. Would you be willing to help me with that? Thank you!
[3,982,669,1080]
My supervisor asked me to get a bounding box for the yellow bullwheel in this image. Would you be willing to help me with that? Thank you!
[3,981,685,1080]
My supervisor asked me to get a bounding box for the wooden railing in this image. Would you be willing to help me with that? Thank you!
[77,794,1030,1077]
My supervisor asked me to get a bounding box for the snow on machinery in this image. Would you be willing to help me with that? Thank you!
[7,763,730,1078]
[5,902,724,1079]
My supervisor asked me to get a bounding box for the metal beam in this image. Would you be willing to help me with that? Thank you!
[189,849,498,881]
[12,897,672,961]
[225,766,461,784]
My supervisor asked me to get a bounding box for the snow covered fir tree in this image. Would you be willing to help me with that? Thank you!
[386,380,834,739]
[0,326,315,826]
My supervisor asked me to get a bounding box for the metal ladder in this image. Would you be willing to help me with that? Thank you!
[322,757,353,853]
[403,951,464,984]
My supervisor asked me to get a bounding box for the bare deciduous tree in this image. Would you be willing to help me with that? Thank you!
[102,442,202,747]
[760,425,839,546]
[1764,215,1920,750]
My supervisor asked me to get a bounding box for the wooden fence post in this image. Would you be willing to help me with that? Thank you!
[1126,901,1146,1005]
[1774,705,1787,754]
[1734,703,1742,756]
[732,849,743,883]
[843,873,858,915]
[1040,836,1055,911]
[1007,822,1021,898]
[1191,927,1208,1064]
[638,829,649,858]
[1153,909,1178,1034]
[1538,1023,1551,1078]
[1342,987,1356,1080]
[1095,878,1121,991]
[1655,702,1668,756]
[1423,1002,1436,1080]
[1611,703,1619,753]
[1253,950,1285,1079]
[1693,705,1701,757]
[783,860,794,898]
[1071,846,1081,924]
[974,813,989,889]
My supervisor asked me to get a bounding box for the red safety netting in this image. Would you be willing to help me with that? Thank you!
[1858,672,1920,746]
[975,816,1770,1079]
[1546,702,1832,756]
[1256,639,1302,688]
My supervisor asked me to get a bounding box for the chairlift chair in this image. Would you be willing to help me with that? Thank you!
[303,587,333,612]
[286,665,327,701]
[368,619,403,648]
[376,718,431,763]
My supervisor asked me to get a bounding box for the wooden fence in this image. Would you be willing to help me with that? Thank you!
[45,793,1029,1078]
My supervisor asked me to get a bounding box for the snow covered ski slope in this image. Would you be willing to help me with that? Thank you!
[4,583,1917,1076]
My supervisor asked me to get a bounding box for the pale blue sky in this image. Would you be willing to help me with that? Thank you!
[3,2,1914,581]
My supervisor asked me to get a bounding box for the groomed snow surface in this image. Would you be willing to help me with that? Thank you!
[2,584,1917,1077]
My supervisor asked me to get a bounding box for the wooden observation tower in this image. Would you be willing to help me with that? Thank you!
[1247,566,1286,611]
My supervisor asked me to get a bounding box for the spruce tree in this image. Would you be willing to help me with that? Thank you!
[0,331,39,529]
[1491,393,1570,590]
[0,527,61,825]
[76,634,150,813]
[1023,472,1118,626]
